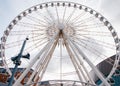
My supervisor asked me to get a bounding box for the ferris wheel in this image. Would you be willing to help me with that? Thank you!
[0,1,120,86]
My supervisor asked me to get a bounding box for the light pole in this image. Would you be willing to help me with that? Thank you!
[8,38,30,86]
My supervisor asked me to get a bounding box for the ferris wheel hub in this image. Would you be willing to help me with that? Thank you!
[47,22,75,39]
[58,23,64,30]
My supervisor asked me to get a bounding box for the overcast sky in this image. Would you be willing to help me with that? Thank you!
[0,0,120,81]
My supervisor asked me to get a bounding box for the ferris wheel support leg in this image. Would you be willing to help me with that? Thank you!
[33,38,59,85]
[63,32,95,85]
[64,39,85,83]
[26,33,57,84]
[68,40,95,85]
[36,55,53,85]
[37,51,52,86]
[26,42,51,85]
[69,39,110,86]
[13,38,56,86]
[71,38,98,85]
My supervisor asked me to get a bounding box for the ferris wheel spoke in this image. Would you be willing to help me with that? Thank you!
[9,31,45,36]
[25,41,48,53]
[26,15,49,26]
[72,38,115,65]
[73,39,115,58]
[73,37,115,50]
[74,23,105,29]
[45,8,56,23]
[13,26,45,32]
[7,34,45,43]
[70,37,107,57]
[72,16,95,25]
[65,8,76,24]
[72,39,106,58]
[5,42,24,49]
[33,38,48,45]
[30,37,48,43]
[70,11,86,23]
[11,30,45,32]
[5,36,47,49]
[62,6,66,23]
[74,35,115,48]
[55,6,60,24]
[31,36,48,42]
[24,39,48,53]
[17,22,48,28]
[76,30,109,35]
[5,39,24,48]
[9,33,42,36]
[74,39,114,66]
[27,14,49,25]
[75,32,111,37]
[35,11,52,24]
[9,30,46,36]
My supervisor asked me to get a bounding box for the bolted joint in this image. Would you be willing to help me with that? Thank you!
[26,37,29,40]
[13,60,21,65]
[11,56,18,62]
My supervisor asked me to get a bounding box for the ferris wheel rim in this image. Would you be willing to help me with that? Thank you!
[0,1,120,85]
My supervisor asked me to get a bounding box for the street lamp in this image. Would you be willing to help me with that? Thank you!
[8,38,30,86]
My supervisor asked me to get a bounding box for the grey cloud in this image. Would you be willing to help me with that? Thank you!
[100,0,120,21]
